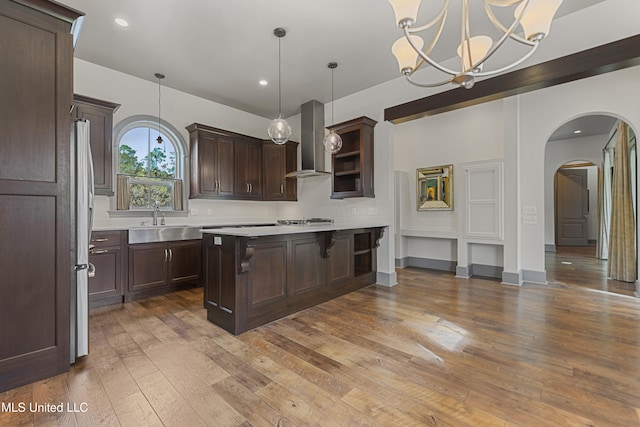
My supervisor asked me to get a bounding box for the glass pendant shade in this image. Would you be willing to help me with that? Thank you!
[456,35,493,70]
[392,35,424,73]
[323,130,342,154]
[388,0,422,26]
[515,0,563,40]
[268,114,292,145]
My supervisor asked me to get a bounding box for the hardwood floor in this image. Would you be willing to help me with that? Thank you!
[546,245,638,297]
[2,268,640,426]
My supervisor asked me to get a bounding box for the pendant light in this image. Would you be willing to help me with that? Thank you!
[267,27,292,145]
[323,62,342,154]
[155,72,165,147]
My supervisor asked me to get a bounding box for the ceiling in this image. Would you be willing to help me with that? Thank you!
[548,115,618,142]
[59,0,606,119]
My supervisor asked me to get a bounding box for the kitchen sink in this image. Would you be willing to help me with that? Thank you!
[128,225,202,244]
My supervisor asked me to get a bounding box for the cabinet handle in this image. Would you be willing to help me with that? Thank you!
[280,184,284,194]
[249,183,253,193]
[164,248,168,262]
[246,183,250,193]
[169,248,173,261]
[92,238,109,242]
[91,249,109,254]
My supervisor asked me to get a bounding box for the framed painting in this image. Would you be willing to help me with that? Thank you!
[417,164,453,211]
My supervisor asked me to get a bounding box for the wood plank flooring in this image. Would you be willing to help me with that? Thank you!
[546,245,638,297]
[2,267,640,426]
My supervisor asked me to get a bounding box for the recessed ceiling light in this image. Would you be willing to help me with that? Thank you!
[573,130,582,134]
[114,18,129,27]
[259,80,268,86]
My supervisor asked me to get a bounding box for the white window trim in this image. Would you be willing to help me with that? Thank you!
[109,115,190,217]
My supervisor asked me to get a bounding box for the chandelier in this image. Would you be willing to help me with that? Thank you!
[388,0,563,89]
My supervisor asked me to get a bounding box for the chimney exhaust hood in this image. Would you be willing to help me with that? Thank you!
[285,100,330,178]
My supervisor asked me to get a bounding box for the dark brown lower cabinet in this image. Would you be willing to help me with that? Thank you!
[204,227,385,334]
[89,230,126,307]
[127,240,202,301]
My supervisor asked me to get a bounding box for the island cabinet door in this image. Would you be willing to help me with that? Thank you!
[289,236,322,296]
[204,236,236,332]
[326,233,354,287]
[239,239,287,332]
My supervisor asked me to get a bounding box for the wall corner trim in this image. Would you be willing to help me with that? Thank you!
[377,271,398,287]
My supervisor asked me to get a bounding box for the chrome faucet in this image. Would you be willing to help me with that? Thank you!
[152,201,160,226]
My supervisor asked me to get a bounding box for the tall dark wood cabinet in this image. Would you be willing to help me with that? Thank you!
[74,95,120,196]
[263,141,298,201]
[0,0,83,393]
[329,116,377,199]
[188,123,235,198]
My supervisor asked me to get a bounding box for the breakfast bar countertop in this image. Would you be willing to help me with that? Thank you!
[200,222,388,237]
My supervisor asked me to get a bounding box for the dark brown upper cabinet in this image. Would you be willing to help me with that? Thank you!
[329,116,377,199]
[188,123,235,199]
[74,95,120,196]
[263,141,298,201]
[235,139,263,199]
[188,123,297,202]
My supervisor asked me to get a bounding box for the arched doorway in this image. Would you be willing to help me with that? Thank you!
[544,115,637,296]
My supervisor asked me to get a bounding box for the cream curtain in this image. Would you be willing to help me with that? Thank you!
[608,122,636,282]
[116,175,130,210]
[173,179,183,211]
[597,148,613,259]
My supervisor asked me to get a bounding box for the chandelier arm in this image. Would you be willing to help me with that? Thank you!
[463,0,472,71]
[470,0,537,71]
[405,74,454,88]
[409,3,449,73]
[483,0,536,47]
[403,26,458,77]
[406,0,449,33]
[423,5,448,57]
[474,41,539,77]
[485,0,522,6]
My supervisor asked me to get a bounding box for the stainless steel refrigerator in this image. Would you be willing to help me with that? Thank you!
[71,119,93,362]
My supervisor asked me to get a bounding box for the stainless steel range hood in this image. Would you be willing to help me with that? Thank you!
[285,100,330,178]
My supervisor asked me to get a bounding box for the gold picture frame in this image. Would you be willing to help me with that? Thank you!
[417,164,453,211]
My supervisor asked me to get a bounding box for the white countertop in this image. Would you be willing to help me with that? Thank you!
[200,222,388,237]
[92,221,277,232]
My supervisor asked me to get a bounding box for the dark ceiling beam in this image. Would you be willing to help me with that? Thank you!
[384,34,640,124]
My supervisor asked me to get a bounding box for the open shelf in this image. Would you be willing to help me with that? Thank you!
[334,170,360,177]
[354,232,372,277]
[334,150,360,159]
[329,116,377,199]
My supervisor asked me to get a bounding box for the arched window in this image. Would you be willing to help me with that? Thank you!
[114,116,186,211]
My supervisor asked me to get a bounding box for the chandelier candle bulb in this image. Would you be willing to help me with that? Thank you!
[457,35,493,72]
[392,35,424,74]
[388,0,421,27]
[515,0,563,41]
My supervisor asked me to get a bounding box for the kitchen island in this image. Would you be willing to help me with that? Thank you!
[202,223,386,334]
